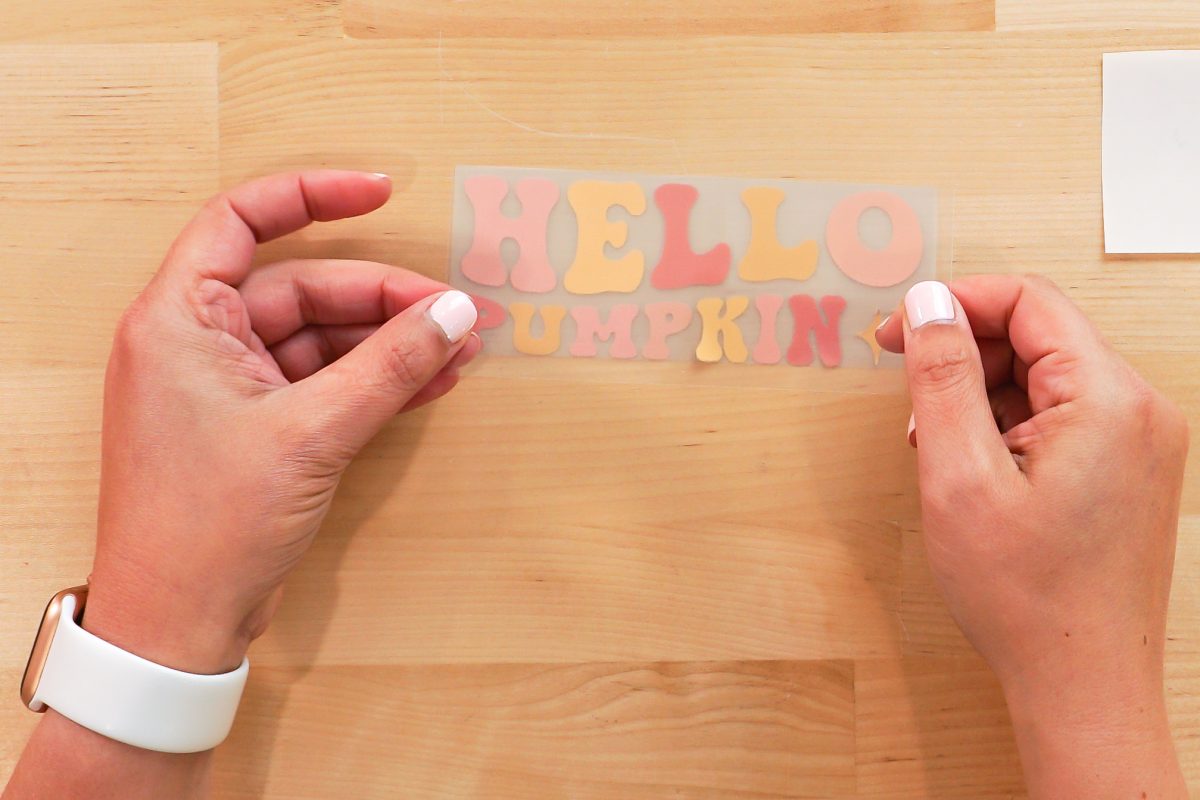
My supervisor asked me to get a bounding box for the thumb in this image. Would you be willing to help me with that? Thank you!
[902,281,1013,484]
[299,289,477,451]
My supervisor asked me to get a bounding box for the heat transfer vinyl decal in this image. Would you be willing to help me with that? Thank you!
[451,166,939,369]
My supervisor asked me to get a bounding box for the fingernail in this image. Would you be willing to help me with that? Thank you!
[428,290,477,343]
[904,281,955,329]
[370,172,390,181]
[907,412,916,447]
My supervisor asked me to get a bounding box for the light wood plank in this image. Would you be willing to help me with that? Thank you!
[0,1,340,43]
[0,45,217,201]
[855,656,1025,798]
[344,0,995,38]
[0,45,217,367]
[214,661,856,799]
[997,0,1200,30]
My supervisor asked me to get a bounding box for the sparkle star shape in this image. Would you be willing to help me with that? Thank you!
[857,310,885,366]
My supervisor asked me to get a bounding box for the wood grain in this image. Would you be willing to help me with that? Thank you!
[0,44,216,201]
[997,0,1200,30]
[2,3,1200,797]
[214,661,856,798]
[0,1,339,43]
[344,0,995,38]
[855,656,1026,798]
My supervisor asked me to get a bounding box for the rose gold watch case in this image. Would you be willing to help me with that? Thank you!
[20,585,89,711]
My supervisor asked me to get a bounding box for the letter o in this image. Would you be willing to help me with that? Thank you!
[826,191,923,288]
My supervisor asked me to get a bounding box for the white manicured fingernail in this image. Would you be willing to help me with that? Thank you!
[428,291,477,343]
[907,412,916,447]
[370,172,390,181]
[905,281,955,329]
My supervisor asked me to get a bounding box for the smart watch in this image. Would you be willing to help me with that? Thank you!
[20,584,249,754]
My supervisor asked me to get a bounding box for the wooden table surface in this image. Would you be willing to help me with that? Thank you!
[2,2,1198,797]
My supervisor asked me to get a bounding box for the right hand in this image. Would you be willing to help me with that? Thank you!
[875,276,1189,798]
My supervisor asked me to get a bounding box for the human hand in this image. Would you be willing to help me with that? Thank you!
[875,276,1189,798]
[81,170,482,675]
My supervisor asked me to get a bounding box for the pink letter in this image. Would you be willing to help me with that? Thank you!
[753,294,784,364]
[787,295,846,367]
[470,294,507,332]
[650,183,731,289]
[643,301,693,360]
[826,191,923,288]
[461,176,559,292]
[569,305,638,358]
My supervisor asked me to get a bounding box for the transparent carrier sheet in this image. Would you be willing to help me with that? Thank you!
[450,165,953,395]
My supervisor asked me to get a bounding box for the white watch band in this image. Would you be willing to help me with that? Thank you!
[29,593,249,753]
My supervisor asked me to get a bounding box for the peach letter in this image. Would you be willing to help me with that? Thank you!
[650,183,731,289]
[787,295,846,367]
[826,191,923,288]
[569,305,638,358]
[696,296,749,364]
[563,181,646,294]
[753,294,784,365]
[461,176,559,292]
[643,302,693,360]
[510,302,566,356]
[470,294,507,332]
[738,187,818,282]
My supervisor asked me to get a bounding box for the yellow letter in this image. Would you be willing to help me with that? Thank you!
[737,187,818,282]
[563,181,646,294]
[510,302,566,355]
[695,296,749,363]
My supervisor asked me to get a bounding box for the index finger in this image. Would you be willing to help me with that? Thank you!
[160,170,393,286]
[949,274,1106,364]
[878,274,1113,412]
[954,275,1117,413]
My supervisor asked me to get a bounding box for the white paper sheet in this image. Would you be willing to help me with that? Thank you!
[1102,50,1200,254]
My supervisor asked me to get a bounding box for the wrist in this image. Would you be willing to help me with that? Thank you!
[82,571,252,675]
[1005,674,1173,749]
[1003,669,1184,798]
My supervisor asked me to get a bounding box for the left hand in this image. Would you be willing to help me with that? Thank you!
[82,170,482,673]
